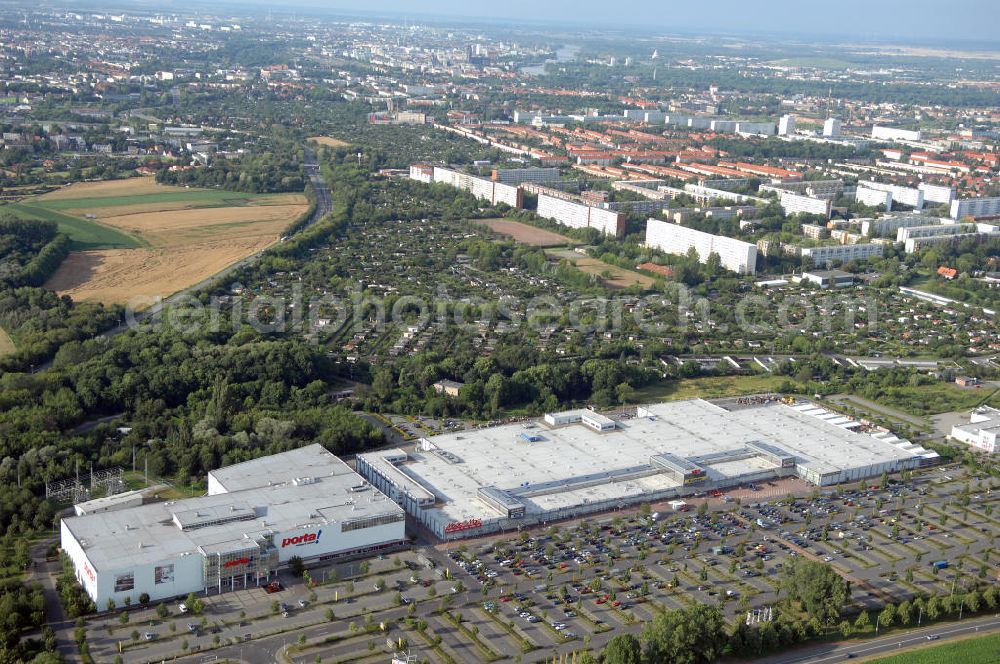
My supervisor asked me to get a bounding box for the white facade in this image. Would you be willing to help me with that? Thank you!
[645,218,757,275]
[736,122,776,135]
[800,243,884,267]
[860,214,941,238]
[859,181,925,209]
[950,407,1000,454]
[61,445,406,607]
[776,191,833,218]
[491,168,562,185]
[918,183,956,206]
[855,185,894,210]
[823,118,842,137]
[897,223,977,242]
[950,196,1000,220]
[872,125,922,142]
[431,166,523,208]
[358,400,934,540]
[778,115,796,136]
[536,194,624,237]
[408,165,433,184]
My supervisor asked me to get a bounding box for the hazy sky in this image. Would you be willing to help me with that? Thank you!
[228,0,1000,44]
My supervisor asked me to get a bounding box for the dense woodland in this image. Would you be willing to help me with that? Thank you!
[0,216,70,288]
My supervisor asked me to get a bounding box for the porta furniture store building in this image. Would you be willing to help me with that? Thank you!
[61,445,405,607]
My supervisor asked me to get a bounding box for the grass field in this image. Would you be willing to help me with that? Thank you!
[546,248,656,289]
[862,631,1000,663]
[33,178,309,307]
[0,326,15,358]
[633,375,789,402]
[475,218,575,247]
[873,384,997,416]
[309,136,353,148]
[5,202,145,250]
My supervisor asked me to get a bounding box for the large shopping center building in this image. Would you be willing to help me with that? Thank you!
[61,445,405,607]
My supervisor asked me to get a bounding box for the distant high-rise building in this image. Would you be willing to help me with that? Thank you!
[778,115,796,136]
[823,118,842,137]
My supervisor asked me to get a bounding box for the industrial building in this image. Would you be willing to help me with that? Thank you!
[950,407,1000,454]
[357,399,936,540]
[645,218,758,275]
[61,445,405,607]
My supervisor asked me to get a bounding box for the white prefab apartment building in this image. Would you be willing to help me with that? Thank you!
[855,185,894,210]
[951,407,1000,454]
[61,445,405,607]
[357,399,936,540]
[800,243,885,267]
[858,181,925,210]
[536,194,625,237]
[774,191,833,218]
[645,218,758,275]
[951,196,1000,220]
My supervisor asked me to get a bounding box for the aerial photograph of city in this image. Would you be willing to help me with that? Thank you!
[0,0,998,662]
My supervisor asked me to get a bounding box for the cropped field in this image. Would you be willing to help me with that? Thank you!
[35,178,308,307]
[309,136,353,148]
[863,631,1000,663]
[0,326,15,358]
[546,248,656,289]
[474,218,574,247]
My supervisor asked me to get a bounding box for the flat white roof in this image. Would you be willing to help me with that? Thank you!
[63,446,403,572]
[209,444,353,493]
[372,400,923,527]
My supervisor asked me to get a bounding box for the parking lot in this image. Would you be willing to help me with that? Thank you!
[80,462,1000,664]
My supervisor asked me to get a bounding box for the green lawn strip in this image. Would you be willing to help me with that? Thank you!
[6,202,145,250]
[861,630,1000,663]
[37,190,266,210]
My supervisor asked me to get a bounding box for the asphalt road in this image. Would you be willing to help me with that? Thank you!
[755,615,1000,663]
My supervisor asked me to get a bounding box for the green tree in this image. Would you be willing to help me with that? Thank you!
[602,633,642,664]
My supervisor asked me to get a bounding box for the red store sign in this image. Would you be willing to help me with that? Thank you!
[444,518,483,534]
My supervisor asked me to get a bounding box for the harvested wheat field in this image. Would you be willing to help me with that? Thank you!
[40,177,167,200]
[47,240,275,308]
[309,136,353,148]
[474,218,575,247]
[41,180,309,307]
